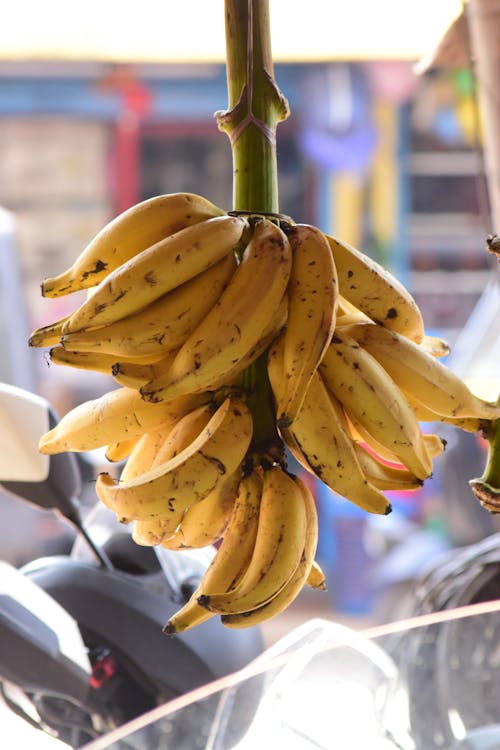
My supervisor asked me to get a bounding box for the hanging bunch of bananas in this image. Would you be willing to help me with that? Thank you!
[30,191,500,632]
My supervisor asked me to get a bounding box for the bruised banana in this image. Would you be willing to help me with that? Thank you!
[164,470,263,634]
[276,223,338,428]
[267,333,392,515]
[326,234,425,343]
[42,193,225,297]
[198,466,307,615]
[132,403,218,544]
[319,330,433,480]
[160,469,241,550]
[141,218,292,404]
[38,386,208,454]
[343,322,500,421]
[221,473,318,628]
[60,253,237,359]
[62,215,248,334]
[95,395,253,521]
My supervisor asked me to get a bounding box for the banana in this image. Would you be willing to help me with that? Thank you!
[306,559,327,591]
[95,395,253,520]
[29,315,71,348]
[160,469,241,550]
[268,332,392,514]
[163,470,263,634]
[276,223,338,428]
[343,322,500,420]
[111,351,177,390]
[120,427,173,482]
[352,442,424,492]
[105,437,140,463]
[336,295,371,326]
[198,466,307,615]
[61,215,247,334]
[141,218,292,404]
[319,331,433,479]
[403,392,490,433]
[420,334,451,359]
[38,386,208,454]
[346,411,445,466]
[149,401,216,468]
[325,234,425,343]
[41,193,226,297]
[49,347,166,378]
[220,472,319,628]
[132,403,218,544]
[60,253,237,359]
[205,293,288,392]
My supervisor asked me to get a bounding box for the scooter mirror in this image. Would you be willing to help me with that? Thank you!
[1,398,83,523]
[0,382,49,482]
[0,560,91,701]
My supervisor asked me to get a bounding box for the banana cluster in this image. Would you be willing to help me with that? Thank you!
[30,191,500,631]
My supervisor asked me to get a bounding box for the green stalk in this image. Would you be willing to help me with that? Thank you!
[218,0,289,461]
[217,0,289,213]
[469,403,500,513]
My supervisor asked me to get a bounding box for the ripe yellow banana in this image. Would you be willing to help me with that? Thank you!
[346,410,445,466]
[420,334,451,359]
[198,466,307,615]
[403,392,490,433]
[220,472,318,628]
[60,253,237,359]
[141,218,292,404]
[326,234,425,343]
[160,469,241,550]
[95,395,253,521]
[268,333,392,514]
[29,315,71,348]
[105,437,140,463]
[205,292,288,392]
[163,470,263,634]
[352,443,424,492]
[276,223,338,428]
[49,347,165,378]
[306,559,327,590]
[132,403,218,544]
[319,331,433,479]
[344,322,500,420]
[38,386,208,454]
[62,215,247,334]
[120,427,173,482]
[111,351,177,390]
[41,193,226,297]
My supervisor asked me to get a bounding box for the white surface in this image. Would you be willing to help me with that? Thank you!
[0,0,462,63]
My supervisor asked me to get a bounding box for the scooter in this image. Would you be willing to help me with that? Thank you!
[0,382,264,749]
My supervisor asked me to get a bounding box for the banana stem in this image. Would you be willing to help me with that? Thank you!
[219,0,289,459]
[218,0,289,213]
[470,404,500,512]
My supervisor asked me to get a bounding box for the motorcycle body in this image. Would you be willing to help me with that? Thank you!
[0,382,264,748]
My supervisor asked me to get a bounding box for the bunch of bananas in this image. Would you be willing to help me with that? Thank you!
[30,191,500,632]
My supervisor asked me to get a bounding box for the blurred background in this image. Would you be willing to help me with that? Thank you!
[0,0,499,636]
